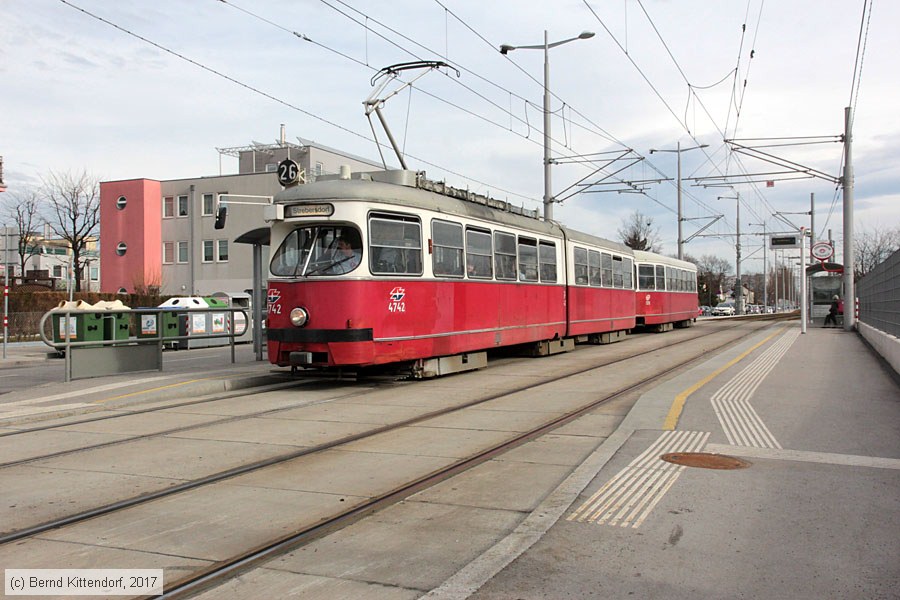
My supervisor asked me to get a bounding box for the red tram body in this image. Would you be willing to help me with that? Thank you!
[633,250,700,331]
[265,169,697,374]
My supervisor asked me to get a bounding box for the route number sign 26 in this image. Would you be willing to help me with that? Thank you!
[277,159,302,187]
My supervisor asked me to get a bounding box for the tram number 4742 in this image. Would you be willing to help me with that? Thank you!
[388,287,407,313]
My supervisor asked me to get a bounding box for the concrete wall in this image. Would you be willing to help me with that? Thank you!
[858,322,900,376]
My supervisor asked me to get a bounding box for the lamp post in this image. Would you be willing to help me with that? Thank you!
[649,142,708,260]
[718,194,741,314]
[501,30,595,221]
[749,222,768,311]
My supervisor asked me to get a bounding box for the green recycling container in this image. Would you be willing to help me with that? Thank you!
[52,312,104,343]
[103,312,131,341]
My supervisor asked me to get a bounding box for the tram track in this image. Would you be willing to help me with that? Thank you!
[0,317,784,484]
[158,317,794,598]
[1,317,792,595]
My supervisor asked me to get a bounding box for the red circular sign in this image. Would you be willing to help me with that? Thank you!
[811,242,833,261]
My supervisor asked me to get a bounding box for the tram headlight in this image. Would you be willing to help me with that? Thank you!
[289,307,309,327]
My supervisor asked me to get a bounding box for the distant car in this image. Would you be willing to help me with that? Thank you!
[712,302,735,316]
[699,305,712,316]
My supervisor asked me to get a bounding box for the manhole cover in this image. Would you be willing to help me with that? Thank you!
[660,452,751,470]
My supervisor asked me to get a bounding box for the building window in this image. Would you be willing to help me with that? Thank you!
[116,242,127,256]
[163,242,174,264]
[217,239,229,262]
[177,241,189,264]
[177,195,188,217]
[202,193,214,216]
[202,240,214,263]
[53,265,64,278]
[163,196,174,218]
[315,162,324,176]
[116,196,127,210]
[90,266,100,281]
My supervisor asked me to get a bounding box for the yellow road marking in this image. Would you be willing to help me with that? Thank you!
[663,329,783,430]
[90,376,221,405]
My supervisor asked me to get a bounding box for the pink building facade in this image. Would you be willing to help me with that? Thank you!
[99,179,162,293]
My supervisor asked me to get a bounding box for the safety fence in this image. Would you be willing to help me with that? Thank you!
[857,248,900,338]
[38,307,249,382]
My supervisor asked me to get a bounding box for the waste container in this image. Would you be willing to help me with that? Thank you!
[94,300,131,341]
[137,308,181,348]
[51,301,104,344]
[210,292,252,343]
[157,297,233,349]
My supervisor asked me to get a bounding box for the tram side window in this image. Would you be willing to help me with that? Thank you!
[638,264,655,290]
[655,265,666,291]
[601,252,613,287]
[612,256,625,288]
[623,257,633,289]
[494,232,517,281]
[465,228,493,279]
[539,242,557,283]
[369,214,422,275]
[432,220,464,277]
[588,250,602,286]
[574,247,589,285]
[518,237,539,282]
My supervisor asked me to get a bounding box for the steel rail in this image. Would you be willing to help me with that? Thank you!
[0,315,792,552]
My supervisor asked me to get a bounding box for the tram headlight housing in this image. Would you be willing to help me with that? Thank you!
[290,307,309,327]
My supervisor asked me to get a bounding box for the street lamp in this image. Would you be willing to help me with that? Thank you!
[748,221,767,310]
[718,194,742,314]
[500,30,595,221]
[649,142,708,260]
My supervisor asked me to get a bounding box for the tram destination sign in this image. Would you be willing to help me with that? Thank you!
[770,235,800,249]
[284,203,334,218]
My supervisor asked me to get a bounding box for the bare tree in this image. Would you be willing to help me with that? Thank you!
[617,210,662,252]
[854,224,900,281]
[3,188,44,278]
[695,254,731,306]
[41,170,100,292]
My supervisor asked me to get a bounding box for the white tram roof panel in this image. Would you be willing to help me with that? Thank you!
[632,249,697,271]
[274,169,556,234]
[274,167,633,255]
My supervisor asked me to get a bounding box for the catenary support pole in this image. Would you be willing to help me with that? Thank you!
[842,107,855,330]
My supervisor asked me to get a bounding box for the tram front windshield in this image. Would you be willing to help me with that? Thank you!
[270,225,362,277]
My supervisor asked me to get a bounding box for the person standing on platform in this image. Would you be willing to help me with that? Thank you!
[824,295,840,327]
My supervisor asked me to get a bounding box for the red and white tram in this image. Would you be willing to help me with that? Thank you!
[264,169,697,375]
[633,250,699,331]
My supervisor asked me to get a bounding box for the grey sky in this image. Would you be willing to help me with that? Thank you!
[1,0,895,270]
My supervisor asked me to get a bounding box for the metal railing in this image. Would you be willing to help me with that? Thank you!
[38,307,250,381]
[857,248,900,338]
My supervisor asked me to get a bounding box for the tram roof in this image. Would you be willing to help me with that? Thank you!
[632,250,697,270]
[275,169,631,253]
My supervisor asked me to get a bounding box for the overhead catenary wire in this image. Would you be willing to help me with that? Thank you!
[58,0,540,205]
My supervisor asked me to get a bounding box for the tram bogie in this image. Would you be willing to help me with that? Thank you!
[264,168,699,375]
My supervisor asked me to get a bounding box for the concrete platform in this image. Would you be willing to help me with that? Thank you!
[430,325,900,599]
